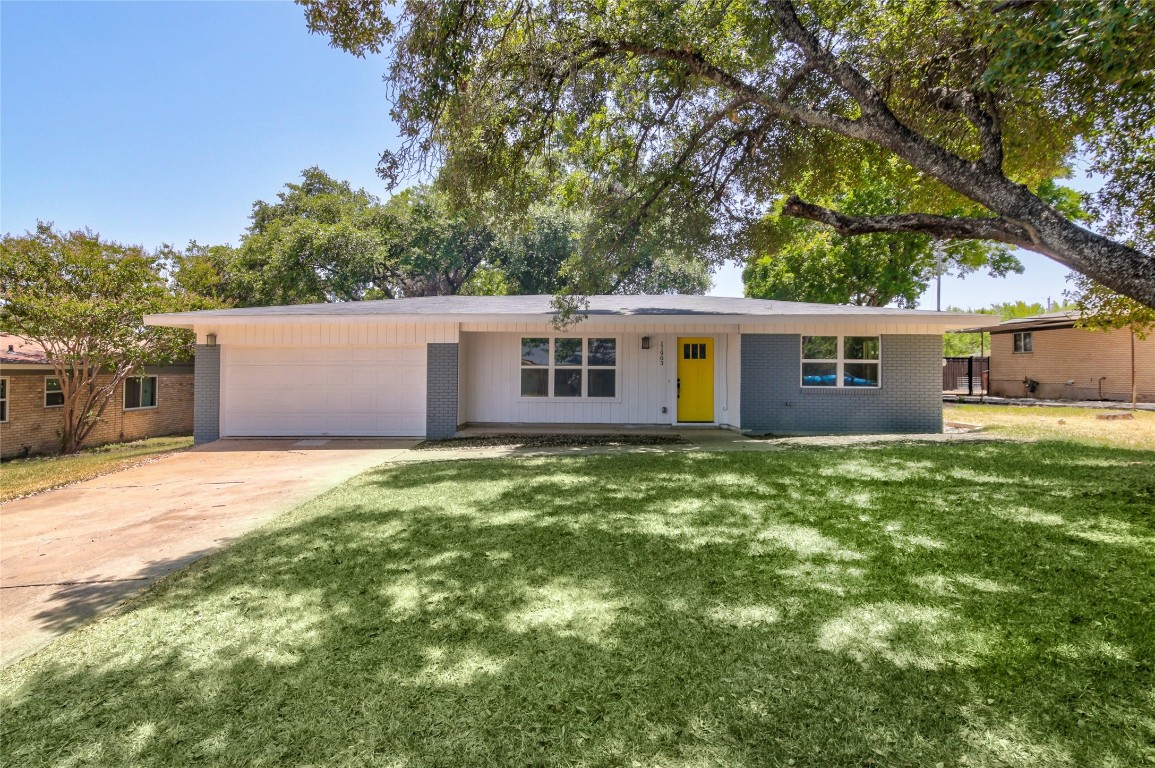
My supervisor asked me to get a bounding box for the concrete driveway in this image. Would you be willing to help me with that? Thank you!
[0,438,414,667]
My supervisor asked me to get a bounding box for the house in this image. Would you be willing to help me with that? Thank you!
[0,333,195,458]
[961,312,1155,402]
[143,295,986,442]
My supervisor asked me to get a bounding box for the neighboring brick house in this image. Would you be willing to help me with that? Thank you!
[0,333,194,458]
[964,313,1155,402]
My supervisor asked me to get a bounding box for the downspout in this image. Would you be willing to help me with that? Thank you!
[1132,326,1137,410]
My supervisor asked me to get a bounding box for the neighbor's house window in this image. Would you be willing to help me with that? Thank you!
[1013,331,1033,353]
[44,377,65,407]
[801,336,880,388]
[0,377,8,422]
[520,337,617,398]
[124,375,158,409]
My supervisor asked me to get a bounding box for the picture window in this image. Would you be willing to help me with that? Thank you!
[801,336,880,388]
[520,337,617,398]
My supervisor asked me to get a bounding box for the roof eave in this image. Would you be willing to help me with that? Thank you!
[146,311,987,330]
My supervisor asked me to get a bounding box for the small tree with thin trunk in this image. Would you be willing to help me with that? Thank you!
[1066,273,1155,410]
[0,223,204,454]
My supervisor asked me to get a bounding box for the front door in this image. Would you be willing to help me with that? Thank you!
[677,337,714,422]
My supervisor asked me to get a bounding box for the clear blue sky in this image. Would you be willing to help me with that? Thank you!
[2,0,1083,311]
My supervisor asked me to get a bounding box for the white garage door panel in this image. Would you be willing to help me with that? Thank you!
[222,345,427,437]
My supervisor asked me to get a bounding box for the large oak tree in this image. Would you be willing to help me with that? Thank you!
[298,0,1155,307]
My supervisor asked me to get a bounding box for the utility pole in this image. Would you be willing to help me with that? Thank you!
[935,244,944,311]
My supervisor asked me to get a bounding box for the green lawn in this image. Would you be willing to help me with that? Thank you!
[0,436,193,502]
[2,441,1153,766]
[947,403,1155,451]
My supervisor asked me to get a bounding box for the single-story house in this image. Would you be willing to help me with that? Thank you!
[143,295,985,442]
[961,312,1155,402]
[0,333,195,458]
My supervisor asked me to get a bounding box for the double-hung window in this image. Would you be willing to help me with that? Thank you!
[1013,332,1033,353]
[520,337,617,398]
[44,377,64,407]
[124,375,158,409]
[801,336,880,388]
[0,377,8,422]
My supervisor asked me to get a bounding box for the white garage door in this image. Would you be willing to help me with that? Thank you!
[222,345,427,437]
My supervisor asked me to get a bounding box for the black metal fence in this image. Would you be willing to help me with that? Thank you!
[943,356,989,395]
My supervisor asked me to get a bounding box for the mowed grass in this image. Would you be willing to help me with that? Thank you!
[2,442,1154,767]
[948,403,1155,450]
[0,436,193,502]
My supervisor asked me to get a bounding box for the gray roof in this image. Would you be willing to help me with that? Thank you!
[956,311,1081,334]
[148,294,975,322]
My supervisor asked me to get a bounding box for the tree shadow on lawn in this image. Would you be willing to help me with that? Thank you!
[1,441,1153,767]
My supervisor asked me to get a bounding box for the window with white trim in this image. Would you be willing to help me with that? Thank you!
[0,377,8,422]
[801,335,880,388]
[124,375,158,409]
[1013,331,1033,353]
[520,337,617,398]
[45,377,64,407]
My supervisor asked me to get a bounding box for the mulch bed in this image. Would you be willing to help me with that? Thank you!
[412,433,691,451]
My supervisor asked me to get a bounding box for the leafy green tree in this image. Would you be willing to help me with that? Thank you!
[1066,273,1155,408]
[232,167,386,305]
[744,165,1022,307]
[298,0,1155,306]
[374,186,504,297]
[165,241,241,304]
[189,168,710,306]
[0,224,207,454]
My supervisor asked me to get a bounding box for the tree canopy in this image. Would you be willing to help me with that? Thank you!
[744,162,1022,307]
[298,0,1155,307]
[169,167,710,307]
[0,224,205,453]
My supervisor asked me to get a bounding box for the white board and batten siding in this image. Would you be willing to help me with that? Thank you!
[197,321,459,347]
[459,329,742,428]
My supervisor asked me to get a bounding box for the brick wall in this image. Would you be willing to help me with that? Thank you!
[426,343,460,439]
[988,326,1155,402]
[193,344,221,444]
[740,334,943,435]
[0,367,194,458]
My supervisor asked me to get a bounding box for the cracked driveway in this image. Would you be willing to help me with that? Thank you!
[0,438,414,667]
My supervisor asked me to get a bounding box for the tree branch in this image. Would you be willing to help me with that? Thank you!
[781,195,1040,250]
[926,86,1003,169]
[587,39,867,140]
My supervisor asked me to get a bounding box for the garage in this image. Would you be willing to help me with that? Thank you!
[221,345,427,437]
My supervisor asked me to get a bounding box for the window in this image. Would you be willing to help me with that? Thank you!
[124,375,158,409]
[44,377,64,407]
[801,335,880,388]
[0,377,7,423]
[520,337,617,398]
[1013,331,1033,353]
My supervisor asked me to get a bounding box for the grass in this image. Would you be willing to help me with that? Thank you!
[947,403,1155,450]
[2,440,1153,766]
[0,435,193,502]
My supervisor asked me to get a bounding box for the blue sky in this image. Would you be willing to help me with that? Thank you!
[3,1,1080,310]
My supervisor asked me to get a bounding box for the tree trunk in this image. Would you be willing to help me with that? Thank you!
[980,182,1155,309]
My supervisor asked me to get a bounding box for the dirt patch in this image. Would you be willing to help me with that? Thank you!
[413,433,691,451]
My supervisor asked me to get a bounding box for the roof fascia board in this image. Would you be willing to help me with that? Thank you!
[147,312,986,330]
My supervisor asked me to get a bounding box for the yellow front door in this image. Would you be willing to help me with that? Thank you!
[677,337,714,422]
